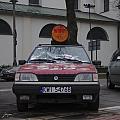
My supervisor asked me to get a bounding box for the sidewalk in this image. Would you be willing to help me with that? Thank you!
[89,106,120,120]
[90,114,120,120]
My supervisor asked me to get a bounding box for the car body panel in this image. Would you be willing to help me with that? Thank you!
[109,60,120,74]
[18,63,96,74]
[13,82,100,103]
[107,48,120,86]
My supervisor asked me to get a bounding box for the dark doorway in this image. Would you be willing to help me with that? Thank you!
[39,23,57,38]
[0,19,12,35]
[87,27,109,41]
[87,27,109,62]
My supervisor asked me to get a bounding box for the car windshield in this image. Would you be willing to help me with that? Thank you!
[28,45,91,64]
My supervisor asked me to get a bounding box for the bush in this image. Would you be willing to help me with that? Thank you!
[0,64,11,69]
[96,66,108,73]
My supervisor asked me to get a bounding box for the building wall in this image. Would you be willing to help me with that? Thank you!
[0,15,13,65]
[1,0,119,20]
[19,17,119,66]
[0,14,118,66]
[79,0,120,20]
[42,0,65,9]
[95,0,104,13]
[0,0,65,9]
[77,21,117,66]
[1,0,119,14]
[1,0,28,5]
[80,0,95,12]
[102,0,120,20]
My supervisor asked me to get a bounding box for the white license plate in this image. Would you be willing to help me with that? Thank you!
[83,95,93,100]
[40,87,71,93]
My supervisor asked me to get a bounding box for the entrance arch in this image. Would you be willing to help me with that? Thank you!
[39,23,56,38]
[0,19,12,35]
[87,27,109,41]
[86,27,109,62]
[0,19,13,65]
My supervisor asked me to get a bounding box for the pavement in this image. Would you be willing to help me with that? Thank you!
[2,73,120,120]
[90,111,120,120]
[91,115,120,120]
[90,100,120,120]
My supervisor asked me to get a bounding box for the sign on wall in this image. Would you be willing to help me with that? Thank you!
[88,40,100,51]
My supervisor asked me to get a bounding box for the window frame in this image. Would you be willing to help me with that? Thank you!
[104,0,109,12]
[29,0,39,5]
[74,0,78,10]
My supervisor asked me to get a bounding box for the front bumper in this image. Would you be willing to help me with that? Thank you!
[12,82,100,104]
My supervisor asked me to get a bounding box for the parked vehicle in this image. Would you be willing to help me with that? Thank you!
[0,66,19,81]
[0,66,2,73]
[107,48,120,89]
[12,44,100,112]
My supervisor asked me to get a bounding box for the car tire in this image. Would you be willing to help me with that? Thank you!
[107,74,115,89]
[17,97,28,112]
[87,95,99,111]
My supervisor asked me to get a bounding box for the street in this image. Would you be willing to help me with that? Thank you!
[0,79,120,120]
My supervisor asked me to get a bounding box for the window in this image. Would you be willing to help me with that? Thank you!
[29,0,39,5]
[104,0,109,12]
[74,0,78,9]
[111,49,120,61]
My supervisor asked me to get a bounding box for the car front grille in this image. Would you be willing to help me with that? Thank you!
[36,74,76,82]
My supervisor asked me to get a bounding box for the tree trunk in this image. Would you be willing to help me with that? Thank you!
[65,0,78,45]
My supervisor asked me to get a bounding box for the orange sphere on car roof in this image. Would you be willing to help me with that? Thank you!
[52,24,69,43]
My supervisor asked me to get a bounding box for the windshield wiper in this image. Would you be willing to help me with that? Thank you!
[63,58,83,63]
[53,57,90,64]
[53,57,82,63]
[30,58,56,63]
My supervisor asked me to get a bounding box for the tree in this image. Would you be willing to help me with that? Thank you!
[65,0,78,45]
[110,0,120,11]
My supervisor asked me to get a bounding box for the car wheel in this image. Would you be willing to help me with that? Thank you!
[17,96,28,112]
[87,95,99,111]
[107,74,115,89]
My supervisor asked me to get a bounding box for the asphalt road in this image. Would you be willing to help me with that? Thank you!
[0,79,120,120]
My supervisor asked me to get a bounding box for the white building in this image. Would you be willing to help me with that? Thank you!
[0,0,119,66]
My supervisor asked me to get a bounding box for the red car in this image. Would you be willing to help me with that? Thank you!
[12,44,100,112]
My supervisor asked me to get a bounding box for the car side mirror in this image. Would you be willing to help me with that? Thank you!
[116,56,120,61]
[18,60,26,65]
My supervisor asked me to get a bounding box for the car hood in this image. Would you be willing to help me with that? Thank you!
[17,63,97,74]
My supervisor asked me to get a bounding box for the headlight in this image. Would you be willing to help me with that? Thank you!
[74,73,98,81]
[15,73,38,81]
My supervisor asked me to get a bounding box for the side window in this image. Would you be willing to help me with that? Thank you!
[74,0,78,10]
[111,49,120,61]
[29,0,39,5]
[104,0,109,12]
